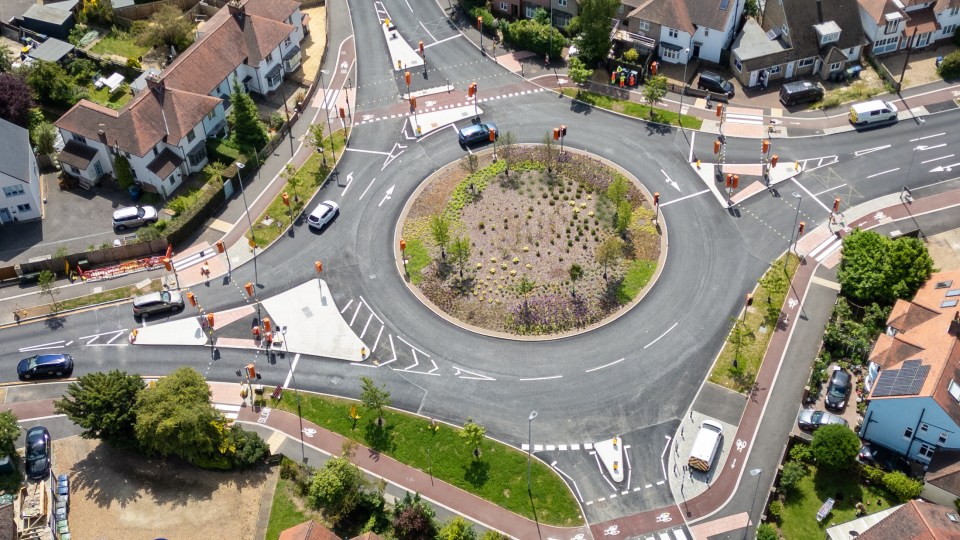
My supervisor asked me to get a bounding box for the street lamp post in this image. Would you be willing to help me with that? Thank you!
[746,468,763,539]
[527,410,538,492]
[281,326,306,463]
[547,1,553,65]
[679,48,690,131]
[786,191,802,272]
[236,161,262,324]
[907,117,926,183]
[318,69,336,162]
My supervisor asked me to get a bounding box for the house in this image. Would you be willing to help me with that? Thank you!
[825,500,960,539]
[922,449,960,506]
[0,119,43,224]
[729,0,864,88]
[491,0,578,27]
[858,0,960,56]
[277,519,339,540]
[17,1,77,41]
[613,0,745,65]
[858,270,960,466]
[54,0,305,196]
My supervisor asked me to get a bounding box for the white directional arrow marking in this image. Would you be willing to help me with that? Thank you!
[452,366,496,381]
[915,143,946,151]
[930,162,960,173]
[340,171,355,197]
[853,144,891,157]
[660,169,680,192]
[379,185,395,207]
[381,142,407,171]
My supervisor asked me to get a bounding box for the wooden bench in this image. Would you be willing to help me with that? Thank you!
[270,386,283,401]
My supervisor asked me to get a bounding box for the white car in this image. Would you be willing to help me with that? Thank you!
[307,200,340,230]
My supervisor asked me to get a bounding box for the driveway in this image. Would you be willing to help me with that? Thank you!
[0,174,148,265]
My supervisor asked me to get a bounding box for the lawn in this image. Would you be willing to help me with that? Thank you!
[272,390,583,527]
[246,129,349,247]
[708,254,800,393]
[86,85,133,110]
[90,31,150,60]
[23,279,163,318]
[561,88,703,129]
[266,477,321,540]
[778,466,897,538]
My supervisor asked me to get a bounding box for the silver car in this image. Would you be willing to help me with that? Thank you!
[132,291,184,317]
[797,409,848,431]
[113,205,158,230]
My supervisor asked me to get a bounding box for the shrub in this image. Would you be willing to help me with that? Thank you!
[270,111,285,130]
[767,500,784,522]
[756,523,777,540]
[226,425,269,469]
[939,50,960,80]
[126,57,141,70]
[778,461,806,494]
[623,48,639,63]
[280,457,302,480]
[882,470,923,502]
[861,464,885,485]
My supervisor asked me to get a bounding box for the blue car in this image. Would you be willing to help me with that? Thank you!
[25,426,51,481]
[458,123,498,146]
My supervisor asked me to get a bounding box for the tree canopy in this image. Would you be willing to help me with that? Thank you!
[576,0,621,65]
[308,456,366,524]
[229,79,269,152]
[0,411,21,459]
[26,61,81,109]
[0,73,36,128]
[134,4,194,52]
[54,370,145,447]
[837,229,935,305]
[460,418,486,459]
[438,516,478,540]
[392,491,438,540]
[360,376,391,425]
[810,424,860,469]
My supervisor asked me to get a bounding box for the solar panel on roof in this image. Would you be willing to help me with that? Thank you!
[871,360,930,397]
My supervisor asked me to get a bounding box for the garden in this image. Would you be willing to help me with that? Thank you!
[400,142,661,335]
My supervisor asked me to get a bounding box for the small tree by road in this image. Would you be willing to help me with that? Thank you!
[810,424,860,469]
[595,236,624,280]
[460,418,486,459]
[569,264,584,296]
[360,376,391,426]
[567,57,593,96]
[498,131,518,176]
[0,411,20,459]
[37,270,60,312]
[430,214,451,260]
[307,456,366,525]
[54,370,145,448]
[642,75,668,118]
[451,236,472,278]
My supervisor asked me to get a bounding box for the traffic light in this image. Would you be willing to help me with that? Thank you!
[762,139,770,154]
[746,293,753,306]
[282,192,290,206]
[732,175,740,189]
[248,236,257,249]
[216,240,225,253]
[771,154,779,168]
[314,260,323,273]
[716,104,723,117]
[206,313,214,328]
[553,128,560,140]
[468,82,477,97]
[410,96,417,108]
[163,257,172,271]
[187,293,197,307]
[653,192,660,205]
[246,364,256,380]
[798,221,806,236]
[725,174,733,188]
[404,71,410,86]
[400,238,407,251]
[245,282,254,297]
[477,16,482,30]
[560,125,567,137]
[419,40,424,56]
[339,107,345,119]
[713,139,721,154]
[833,197,841,213]
[263,318,272,333]
[488,128,496,142]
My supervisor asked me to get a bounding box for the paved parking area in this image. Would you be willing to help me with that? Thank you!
[0,174,148,265]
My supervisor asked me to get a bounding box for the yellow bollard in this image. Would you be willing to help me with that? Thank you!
[361,346,367,358]
[696,159,701,170]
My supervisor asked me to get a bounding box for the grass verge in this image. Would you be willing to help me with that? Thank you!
[272,390,583,527]
[561,88,703,129]
[816,81,883,109]
[90,32,150,59]
[617,259,657,302]
[403,238,431,285]
[708,254,799,393]
[22,279,163,318]
[246,129,349,247]
[265,477,317,540]
[779,466,896,538]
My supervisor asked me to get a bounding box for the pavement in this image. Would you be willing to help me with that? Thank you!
[4,5,960,539]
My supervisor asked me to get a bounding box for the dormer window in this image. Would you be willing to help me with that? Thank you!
[884,13,902,34]
[815,21,841,45]
[949,379,960,402]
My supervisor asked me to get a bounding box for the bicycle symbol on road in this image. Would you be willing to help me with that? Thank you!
[787,298,799,310]
[656,512,672,523]
[569,534,586,540]
[736,439,747,452]
[302,428,316,438]
[602,525,621,535]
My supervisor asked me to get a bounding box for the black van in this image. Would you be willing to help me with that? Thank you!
[779,81,824,106]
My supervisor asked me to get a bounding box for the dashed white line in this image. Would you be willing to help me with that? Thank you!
[922,153,954,164]
[518,375,563,381]
[644,322,678,349]
[658,189,710,208]
[867,168,900,179]
[584,358,625,373]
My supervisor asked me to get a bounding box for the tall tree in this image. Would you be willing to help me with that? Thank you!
[307,456,366,524]
[37,270,60,312]
[0,73,36,127]
[229,79,269,152]
[54,370,146,447]
[359,376,391,426]
[810,424,860,469]
[31,121,58,156]
[576,0,620,65]
[595,236,624,279]
[606,176,628,205]
[460,418,486,459]
[0,411,21,459]
[450,236,472,277]
[837,229,935,304]
[615,199,632,235]
[567,56,594,94]
[393,492,438,540]
[133,367,226,464]
[642,75,668,118]
[430,214,451,259]
[135,3,194,51]
[0,47,12,73]
[26,61,80,109]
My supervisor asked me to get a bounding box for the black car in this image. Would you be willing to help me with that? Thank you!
[825,369,851,410]
[697,71,735,98]
[25,426,51,481]
[17,353,74,380]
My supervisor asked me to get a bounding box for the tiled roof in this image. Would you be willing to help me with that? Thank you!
[57,140,98,170]
[905,8,940,34]
[934,0,960,13]
[858,499,960,540]
[161,0,294,96]
[858,0,904,24]
[278,519,339,540]
[0,119,31,183]
[629,0,695,34]
[350,533,387,540]
[146,148,184,178]
[687,0,735,32]
[752,0,864,68]
[925,449,960,496]
[243,0,299,22]
[868,333,925,369]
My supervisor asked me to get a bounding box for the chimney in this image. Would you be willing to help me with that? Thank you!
[951,311,960,337]
[145,72,164,93]
[227,0,244,19]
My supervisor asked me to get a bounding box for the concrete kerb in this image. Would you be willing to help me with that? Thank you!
[392,144,669,342]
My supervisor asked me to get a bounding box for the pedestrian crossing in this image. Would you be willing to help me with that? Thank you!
[214,403,240,421]
[804,233,844,265]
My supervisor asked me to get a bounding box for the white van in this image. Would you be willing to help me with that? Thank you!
[688,420,723,472]
[849,100,898,126]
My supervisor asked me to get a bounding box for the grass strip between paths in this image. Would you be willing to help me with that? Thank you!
[271,390,584,527]
[560,89,703,129]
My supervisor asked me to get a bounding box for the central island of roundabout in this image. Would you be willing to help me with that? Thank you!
[395,144,668,338]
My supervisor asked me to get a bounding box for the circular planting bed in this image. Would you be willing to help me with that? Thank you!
[400,146,663,336]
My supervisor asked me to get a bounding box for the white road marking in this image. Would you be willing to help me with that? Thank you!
[921,153,954,164]
[791,178,833,213]
[813,184,847,197]
[424,34,461,48]
[660,435,671,480]
[519,375,563,381]
[379,185,395,207]
[853,144,891,157]
[867,168,899,178]
[658,189,709,208]
[283,354,300,388]
[18,341,66,353]
[340,172,355,197]
[909,132,945,142]
[585,358,625,373]
[644,322,678,349]
[358,176,377,200]
[419,20,437,42]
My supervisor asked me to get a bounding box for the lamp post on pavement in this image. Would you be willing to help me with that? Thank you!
[746,468,763,539]
[786,191,802,272]
[281,326,306,463]
[318,69,336,161]
[236,161,262,325]
[679,47,690,132]
[527,410,538,493]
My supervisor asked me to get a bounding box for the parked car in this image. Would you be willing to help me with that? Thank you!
[857,442,911,473]
[458,123,498,146]
[25,426,51,481]
[697,71,735,98]
[132,290,184,317]
[307,200,340,230]
[797,409,848,431]
[17,353,74,380]
[779,80,824,106]
[825,369,852,410]
[112,205,158,230]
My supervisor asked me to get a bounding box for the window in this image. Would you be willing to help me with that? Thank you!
[769,65,782,74]
[734,56,742,71]
[637,20,650,31]
[207,109,217,120]
[3,185,24,197]
[798,57,814,67]
[153,148,159,157]
[661,47,679,60]
[944,25,957,35]
[919,444,935,459]
[939,432,948,444]
[187,129,196,143]
[558,0,566,6]
[904,427,914,439]
[72,134,84,143]
[499,1,507,9]
[950,380,960,401]
[704,29,709,36]
[820,32,840,45]
[94,161,104,177]
[920,423,929,433]
[668,28,679,38]
[284,37,291,47]
[885,18,899,34]
[829,62,841,71]
[781,24,789,36]
[16,203,30,212]
[525,5,537,18]
[950,7,960,16]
